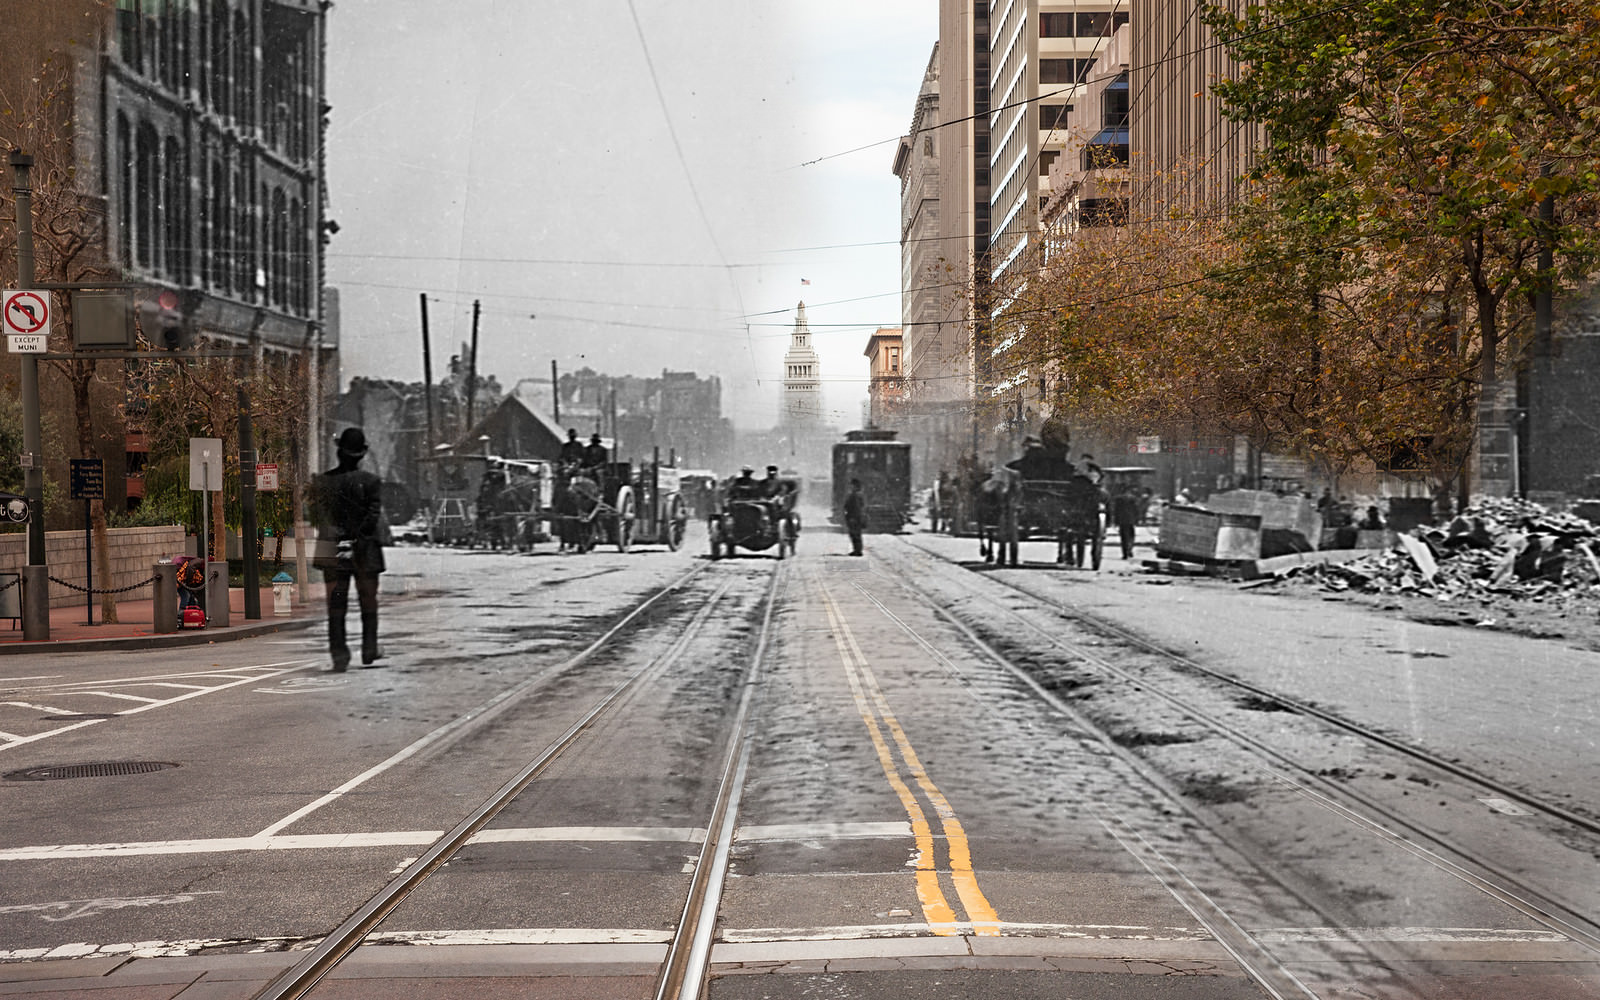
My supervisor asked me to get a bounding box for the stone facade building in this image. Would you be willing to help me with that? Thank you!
[3,0,336,512]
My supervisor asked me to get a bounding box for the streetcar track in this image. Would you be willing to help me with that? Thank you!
[890,538,1600,961]
[253,559,783,1000]
[848,564,1320,999]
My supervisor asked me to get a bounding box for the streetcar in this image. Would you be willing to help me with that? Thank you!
[831,428,912,533]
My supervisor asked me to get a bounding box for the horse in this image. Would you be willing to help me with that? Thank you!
[975,466,1020,566]
[556,471,601,553]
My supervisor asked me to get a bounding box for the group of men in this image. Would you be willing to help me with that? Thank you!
[727,464,787,501]
[558,428,610,478]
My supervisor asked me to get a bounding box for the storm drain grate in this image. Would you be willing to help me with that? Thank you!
[4,761,180,781]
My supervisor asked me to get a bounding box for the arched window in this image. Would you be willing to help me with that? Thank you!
[134,123,159,269]
[271,187,288,306]
[116,114,132,266]
[163,135,184,278]
[234,10,250,126]
[210,158,229,292]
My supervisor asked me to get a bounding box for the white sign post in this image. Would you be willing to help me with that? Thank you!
[4,289,52,353]
[189,438,223,568]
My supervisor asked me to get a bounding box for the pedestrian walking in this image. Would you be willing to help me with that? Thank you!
[312,427,386,672]
[1110,486,1140,560]
[844,478,867,556]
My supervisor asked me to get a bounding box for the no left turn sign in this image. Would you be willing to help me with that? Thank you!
[2,290,52,337]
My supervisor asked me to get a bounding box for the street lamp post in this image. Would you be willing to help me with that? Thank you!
[11,151,49,639]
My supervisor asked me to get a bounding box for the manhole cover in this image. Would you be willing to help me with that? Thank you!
[3,761,180,781]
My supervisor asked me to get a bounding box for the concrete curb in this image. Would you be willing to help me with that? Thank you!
[0,617,318,656]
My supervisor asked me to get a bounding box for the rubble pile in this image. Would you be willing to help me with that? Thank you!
[1291,497,1600,604]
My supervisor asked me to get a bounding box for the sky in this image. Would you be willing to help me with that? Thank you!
[324,0,940,430]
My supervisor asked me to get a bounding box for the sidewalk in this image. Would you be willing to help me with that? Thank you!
[0,586,317,655]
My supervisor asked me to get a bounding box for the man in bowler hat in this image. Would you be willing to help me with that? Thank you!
[312,427,386,671]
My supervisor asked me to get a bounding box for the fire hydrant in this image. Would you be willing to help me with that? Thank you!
[272,571,294,617]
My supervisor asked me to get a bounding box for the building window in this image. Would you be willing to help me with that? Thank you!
[1076,11,1129,37]
[1039,150,1059,177]
[1103,73,1130,127]
[1079,198,1128,226]
[116,114,132,266]
[1039,59,1091,85]
[1039,12,1074,37]
[134,123,159,270]
[1038,104,1071,131]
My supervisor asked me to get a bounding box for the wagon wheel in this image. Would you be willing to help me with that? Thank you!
[615,488,634,553]
[775,519,789,560]
[665,495,688,552]
[708,517,723,560]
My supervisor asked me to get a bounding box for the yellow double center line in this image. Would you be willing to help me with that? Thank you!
[818,583,1001,936]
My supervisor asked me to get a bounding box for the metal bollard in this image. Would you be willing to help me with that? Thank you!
[206,562,230,628]
[153,562,177,634]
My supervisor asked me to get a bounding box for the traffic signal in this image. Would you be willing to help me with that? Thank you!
[155,289,191,350]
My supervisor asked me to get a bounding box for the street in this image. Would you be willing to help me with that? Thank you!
[2,517,1598,999]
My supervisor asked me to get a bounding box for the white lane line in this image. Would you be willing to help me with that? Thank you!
[737,822,911,842]
[0,729,21,740]
[1252,926,1572,944]
[3,661,312,694]
[117,665,312,717]
[79,692,161,704]
[471,827,702,844]
[719,922,1211,943]
[0,825,919,862]
[0,719,105,750]
[0,892,223,922]
[2,701,80,715]
[0,826,705,861]
[0,832,443,860]
[0,675,63,683]
[0,664,314,756]
[132,683,210,691]
[371,929,674,946]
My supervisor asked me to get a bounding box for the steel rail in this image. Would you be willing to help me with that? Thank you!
[978,557,1600,839]
[847,576,1318,1000]
[653,564,785,1000]
[251,564,723,1000]
[892,541,1600,954]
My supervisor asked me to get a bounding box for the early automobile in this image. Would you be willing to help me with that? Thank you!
[708,477,800,559]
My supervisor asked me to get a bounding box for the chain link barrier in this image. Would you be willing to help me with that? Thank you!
[0,575,19,595]
[47,574,159,596]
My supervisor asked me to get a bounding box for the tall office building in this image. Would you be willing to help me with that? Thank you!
[1128,0,1260,221]
[989,0,1129,280]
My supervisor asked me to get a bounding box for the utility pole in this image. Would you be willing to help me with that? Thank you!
[420,293,435,454]
[551,360,560,425]
[11,151,49,640]
[238,387,261,619]
[466,298,480,429]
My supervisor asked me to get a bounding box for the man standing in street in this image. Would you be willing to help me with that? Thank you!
[313,427,386,672]
[844,478,867,556]
[1110,485,1141,560]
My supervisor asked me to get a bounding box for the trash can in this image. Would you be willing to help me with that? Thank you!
[272,571,293,617]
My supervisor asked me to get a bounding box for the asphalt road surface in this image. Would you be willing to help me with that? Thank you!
[2,519,1597,999]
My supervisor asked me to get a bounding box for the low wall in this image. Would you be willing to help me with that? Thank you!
[0,525,185,609]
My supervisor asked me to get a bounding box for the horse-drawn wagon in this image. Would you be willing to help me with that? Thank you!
[973,462,1106,568]
[708,479,800,560]
[552,454,689,554]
